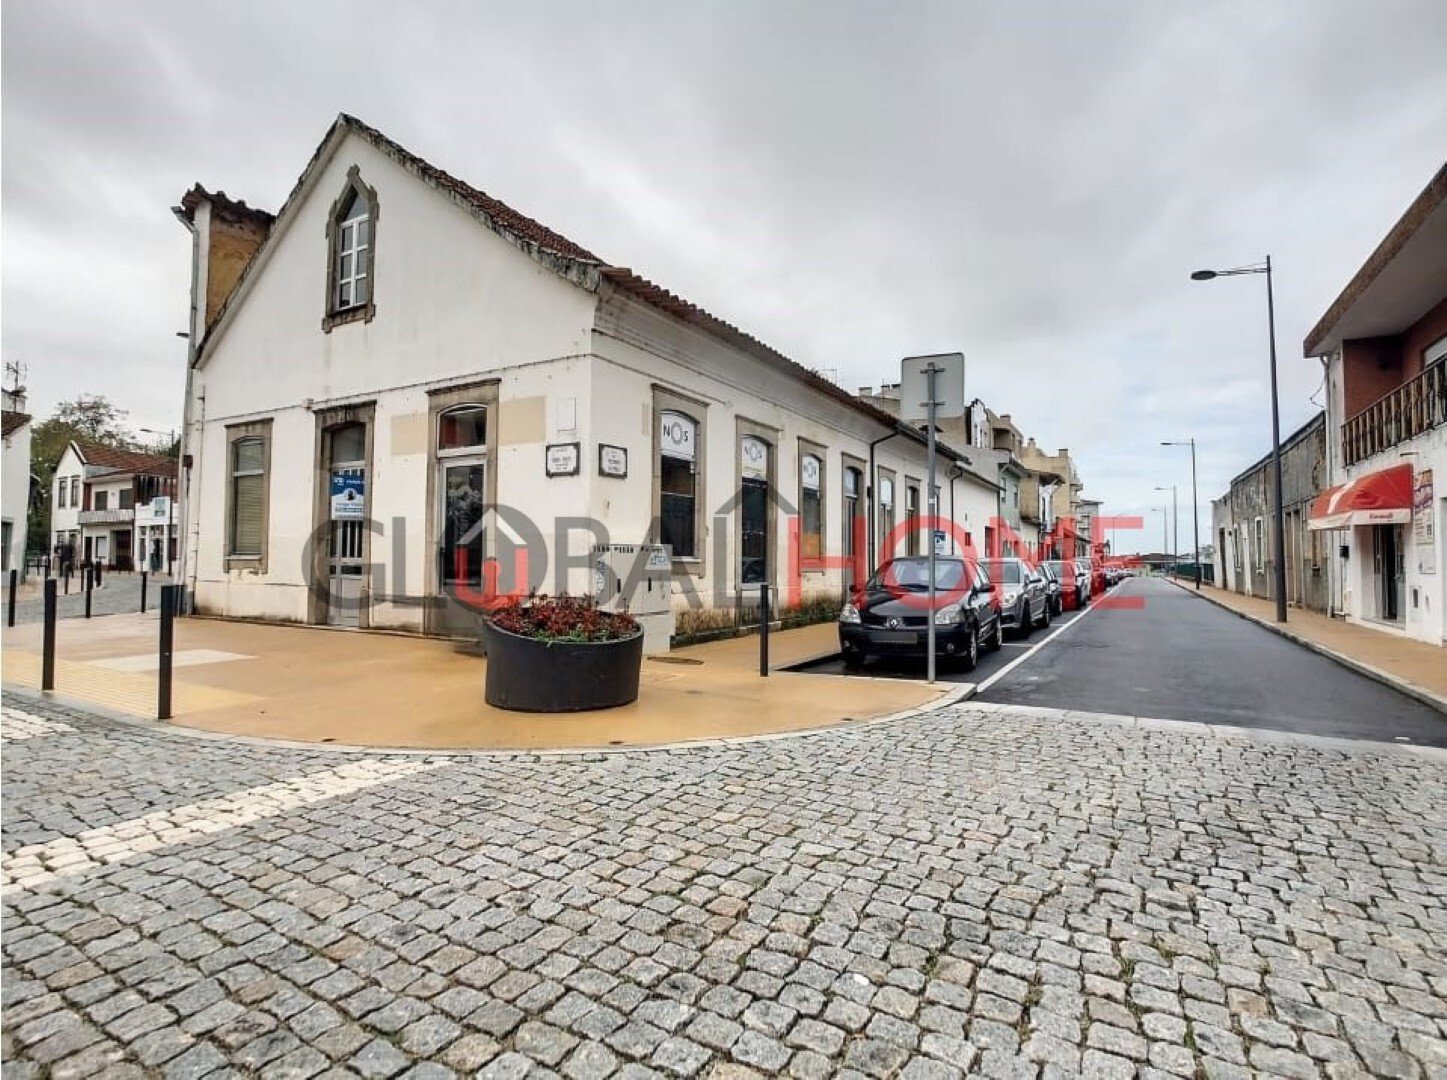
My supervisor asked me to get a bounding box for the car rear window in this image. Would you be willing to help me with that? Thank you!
[986,561,1023,584]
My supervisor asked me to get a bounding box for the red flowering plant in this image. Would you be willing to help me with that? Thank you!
[487,594,640,643]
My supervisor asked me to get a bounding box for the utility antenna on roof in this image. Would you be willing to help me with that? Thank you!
[3,360,26,394]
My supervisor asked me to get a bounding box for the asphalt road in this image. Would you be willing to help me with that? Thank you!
[798,576,1447,746]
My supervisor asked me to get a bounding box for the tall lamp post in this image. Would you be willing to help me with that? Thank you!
[1152,507,1168,570]
[1163,439,1201,588]
[1192,257,1286,622]
[1154,485,1177,563]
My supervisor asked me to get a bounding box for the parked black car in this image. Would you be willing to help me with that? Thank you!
[839,556,1003,672]
[1037,560,1064,616]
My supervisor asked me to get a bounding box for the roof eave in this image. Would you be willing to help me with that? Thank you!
[1303,163,1447,357]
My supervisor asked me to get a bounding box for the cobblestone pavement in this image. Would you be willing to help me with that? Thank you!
[5,573,171,625]
[3,695,1445,1079]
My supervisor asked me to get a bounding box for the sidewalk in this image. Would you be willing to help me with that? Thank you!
[1,613,947,750]
[1171,578,1447,713]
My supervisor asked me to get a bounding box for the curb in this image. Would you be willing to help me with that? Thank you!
[1,677,975,760]
[1167,579,1447,717]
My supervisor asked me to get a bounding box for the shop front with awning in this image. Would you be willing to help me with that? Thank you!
[1308,462,1414,531]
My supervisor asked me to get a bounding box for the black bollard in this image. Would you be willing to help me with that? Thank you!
[94,561,103,587]
[141,570,148,614]
[84,566,93,619]
[42,578,57,691]
[7,568,15,628]
[158,584,178,720]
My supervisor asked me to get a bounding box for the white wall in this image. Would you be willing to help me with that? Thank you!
[188,131,598,625]
[1,417,30,572]
[186,128,1000,631]
[48,445,83,555]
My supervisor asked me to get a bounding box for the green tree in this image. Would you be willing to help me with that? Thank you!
[27,395,142,555]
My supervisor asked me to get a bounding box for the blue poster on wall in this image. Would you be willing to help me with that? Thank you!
[330,472,365,520]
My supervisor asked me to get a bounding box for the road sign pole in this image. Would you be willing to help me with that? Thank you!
[925,362,939,686]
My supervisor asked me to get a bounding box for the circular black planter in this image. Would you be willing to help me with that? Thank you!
[482,621,644,712]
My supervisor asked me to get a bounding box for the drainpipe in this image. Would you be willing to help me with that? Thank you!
[947,464,964,556]
[174,210,200,613]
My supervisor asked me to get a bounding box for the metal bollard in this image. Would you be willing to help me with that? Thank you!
[158,584,179,720]
[94,562,103,587]
[7,567,15,628]
[42,578,57,691]
[84,566,93,619]
[141,571,148,614]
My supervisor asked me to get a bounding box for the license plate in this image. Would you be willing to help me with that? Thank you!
[872,630,918,644]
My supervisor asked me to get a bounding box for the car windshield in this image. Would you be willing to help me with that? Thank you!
[869,558,968,591]
[984,560,1023,584]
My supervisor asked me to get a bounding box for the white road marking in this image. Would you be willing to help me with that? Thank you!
[1,706,76,742]
[91,649,254,673]
[1,757,445,895]
[974,590,1115,694]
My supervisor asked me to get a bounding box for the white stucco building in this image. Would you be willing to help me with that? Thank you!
[2,384,32,573]
[174,114,998,640]
[49,442,179,571]
[1307,164,1446,646]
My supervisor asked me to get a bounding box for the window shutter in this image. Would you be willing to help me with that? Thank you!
[233,474,264,555]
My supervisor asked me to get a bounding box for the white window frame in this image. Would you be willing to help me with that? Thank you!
[333,195,371,312]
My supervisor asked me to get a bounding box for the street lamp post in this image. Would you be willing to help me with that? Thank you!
[1154,485,1177,564]
[1163,438,1201,589]
[1191,257,1287,622]
[1153,507,1168,565]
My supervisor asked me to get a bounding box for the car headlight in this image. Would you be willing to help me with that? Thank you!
[1003,590,1020,607]
[934,604,963,625]
[840,602,861,624]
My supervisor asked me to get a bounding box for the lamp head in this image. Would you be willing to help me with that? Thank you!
[1190,270,1218,281]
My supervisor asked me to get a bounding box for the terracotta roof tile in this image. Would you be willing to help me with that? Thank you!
[2,411,30,438]
[75,442,177,478]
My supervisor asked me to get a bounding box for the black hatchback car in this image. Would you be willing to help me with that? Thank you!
[839,556,1003,672]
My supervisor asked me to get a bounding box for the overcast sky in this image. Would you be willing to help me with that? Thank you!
[5,0,1445,552]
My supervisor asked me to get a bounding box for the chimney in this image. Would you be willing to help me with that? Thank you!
[174,185,275,337]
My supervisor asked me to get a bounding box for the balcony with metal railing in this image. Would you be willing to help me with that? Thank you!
[77,507,134,526]
[1342,361,1446,466]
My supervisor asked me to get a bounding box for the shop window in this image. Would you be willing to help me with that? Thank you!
[659,411,698,560]
[800,453,823,561]
[438,404,487,453]
[226,421,272,566]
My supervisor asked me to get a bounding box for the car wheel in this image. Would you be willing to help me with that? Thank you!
[1041,599,1052,628]
[1016,602,1032,638]
[985,614,1004,652]
[959,620,979,671]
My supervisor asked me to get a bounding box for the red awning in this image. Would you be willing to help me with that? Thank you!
[1308,463,1414,530]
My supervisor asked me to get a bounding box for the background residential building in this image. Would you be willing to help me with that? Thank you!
[1211,413,1329,613]
[49,442,179,571]
[1306,164,1445,645]
[2,375,32,573]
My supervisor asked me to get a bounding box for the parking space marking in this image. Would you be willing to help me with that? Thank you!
[974,591,1112,694]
